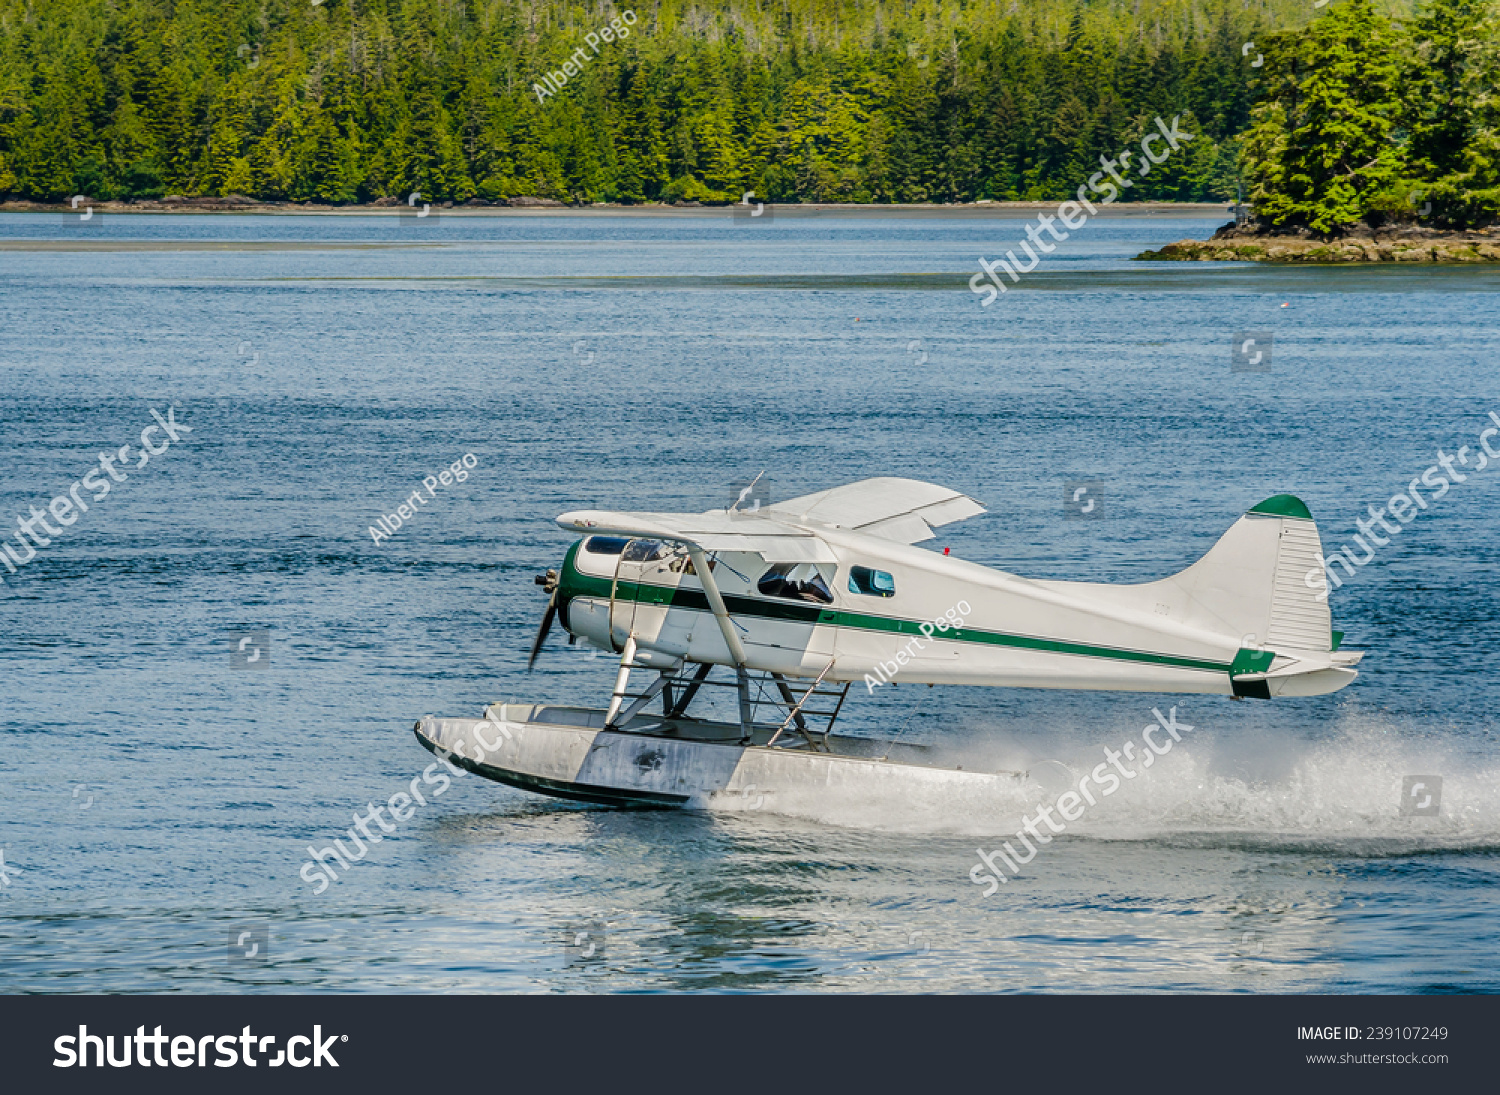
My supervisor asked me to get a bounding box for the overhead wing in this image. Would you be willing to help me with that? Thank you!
[555,508,837,563]
[765,477,985,544]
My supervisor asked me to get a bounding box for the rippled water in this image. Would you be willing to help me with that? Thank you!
[1,211,1496,993]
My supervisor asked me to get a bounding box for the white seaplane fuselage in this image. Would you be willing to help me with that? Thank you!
[553,486,1359,700]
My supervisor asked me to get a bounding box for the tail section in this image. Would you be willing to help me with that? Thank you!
[1166,494,1333,655]
[1146,494,1358,697]
[1016,493,1361,697]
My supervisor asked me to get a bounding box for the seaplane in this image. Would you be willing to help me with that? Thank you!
[414,477,1362,810]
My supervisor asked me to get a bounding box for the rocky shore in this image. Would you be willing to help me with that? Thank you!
[1137,221,1500,263]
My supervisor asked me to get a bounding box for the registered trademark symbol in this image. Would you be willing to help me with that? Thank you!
[341,1035,348,1041]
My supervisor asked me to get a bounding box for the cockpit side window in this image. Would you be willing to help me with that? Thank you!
[621,539,667,562]
[584,536,630,555]
[757,563,834,605]
[848,565,896,597]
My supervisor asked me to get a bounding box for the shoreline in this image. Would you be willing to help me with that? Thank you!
[1138,225,1500,263]
[2,197,1234,219]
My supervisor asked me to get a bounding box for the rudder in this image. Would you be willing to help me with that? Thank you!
[1159,494,1333,655]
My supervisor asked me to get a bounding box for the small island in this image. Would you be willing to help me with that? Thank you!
[1138,224,1500,263]
[1139,0,1500,264]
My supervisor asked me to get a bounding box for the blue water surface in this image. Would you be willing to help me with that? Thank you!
[0,210,1496,993]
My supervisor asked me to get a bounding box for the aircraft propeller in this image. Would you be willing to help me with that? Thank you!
[528,569,560,670]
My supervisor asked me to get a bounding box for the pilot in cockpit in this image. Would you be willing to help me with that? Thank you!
[757,563,834,605]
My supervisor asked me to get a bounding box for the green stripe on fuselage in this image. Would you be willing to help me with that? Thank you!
[557,550,1234,676]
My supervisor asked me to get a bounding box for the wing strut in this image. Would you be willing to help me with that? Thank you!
[682,544,758,740]
[684,545,748,667]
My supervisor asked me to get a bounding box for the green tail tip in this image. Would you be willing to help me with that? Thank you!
[1248,494,1313,520]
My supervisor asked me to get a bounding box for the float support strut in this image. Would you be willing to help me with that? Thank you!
[604,634,637,726]
[668,662,714,717]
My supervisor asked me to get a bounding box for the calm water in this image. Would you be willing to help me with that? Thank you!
[1,211,1497,993]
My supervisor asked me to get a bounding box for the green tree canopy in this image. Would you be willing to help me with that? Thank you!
[1244,0,1500,232]
[0,0,1419,208]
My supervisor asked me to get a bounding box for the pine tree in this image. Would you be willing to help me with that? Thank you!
[1399,0,1500,225]
[1405,0,1485,180]
[389,87,473,201]
[292,109,359,202]
[1244,0,1405,233]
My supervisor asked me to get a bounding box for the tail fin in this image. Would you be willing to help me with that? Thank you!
[1163,494,1333,654]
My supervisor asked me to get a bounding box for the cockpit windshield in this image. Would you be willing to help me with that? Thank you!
[583,536,630,555]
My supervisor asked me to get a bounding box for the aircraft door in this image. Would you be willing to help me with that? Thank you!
[609,539,694,656]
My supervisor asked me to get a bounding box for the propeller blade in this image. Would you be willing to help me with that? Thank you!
[527,594,557,671]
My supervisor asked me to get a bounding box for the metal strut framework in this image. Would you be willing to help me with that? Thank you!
[602,650,850,748]
[764,661,838,749]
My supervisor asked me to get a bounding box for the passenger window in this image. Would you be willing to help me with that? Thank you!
[584,536,630,555]
[757,563,833,604]
[848,566,895,597]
